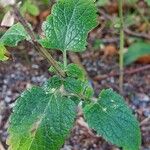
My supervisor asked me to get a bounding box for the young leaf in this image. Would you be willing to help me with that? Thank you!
[124,42,150,65]
[43,75,63,91]
[84,89,141,150]
[64,77,84,94]
[7,86,77,150]
[0,23,29,47]
[64,77,94,99]
[21,1,40,16]
[66,63,85,81]
[26,3,40,16]
[0,44,9,61]
[40,0,98,52]
[83,85,94,98]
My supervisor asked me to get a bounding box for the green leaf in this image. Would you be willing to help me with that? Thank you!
[84,89,141,150]
[7,86,77,150]
[64,77,84,94]
[0,23,29,47]
[83,85,94,98]
[96,0,109,7]
[0,44,9,61]
[40,0,98,52]
[43,75,63,91]
[125,0,138,4]
[66,63,85,80]
[26,1,40,16]
[20,1,40,16]
[124,42,150,65]
[42,0,50,5]
[145,0,150,6]
[64,77,94,99]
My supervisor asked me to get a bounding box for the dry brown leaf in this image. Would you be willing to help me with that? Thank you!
[38,10,51,22]
[104,45,117,57]
[1,11,15,27]
[138,23,147,32]
[106,2,118,14]
[137,55,150,64]
[25,14,37,25]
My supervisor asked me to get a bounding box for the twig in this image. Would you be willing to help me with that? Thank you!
[93,65,150,81]
[101,37,119,44]
[11,5,65,77]
[124,28,150,40]
[140,116,150,126]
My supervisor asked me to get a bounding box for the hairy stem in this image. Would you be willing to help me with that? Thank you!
[118,0,124,93]
[63,50,67,69]
[12,5,65,77]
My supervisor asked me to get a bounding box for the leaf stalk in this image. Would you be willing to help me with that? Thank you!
[63,50,67,69]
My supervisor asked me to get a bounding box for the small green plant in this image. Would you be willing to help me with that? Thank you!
[20,0,40,16]
[0,0,141,150]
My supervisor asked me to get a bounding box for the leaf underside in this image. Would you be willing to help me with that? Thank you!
[84,89,141,150]
[7,87,77,150]
[40,0,98,52]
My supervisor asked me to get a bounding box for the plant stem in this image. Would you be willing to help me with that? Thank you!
[12,5,65,77]
[118,0,124,93]
[63,50,67,69]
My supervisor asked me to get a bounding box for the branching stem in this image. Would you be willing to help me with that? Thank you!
[12,5,65,77]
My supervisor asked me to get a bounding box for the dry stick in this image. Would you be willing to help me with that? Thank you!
[124,28,150,40]
[93,64,150,81]
[12,5,65,78]
[134,4,150,30]
[140,116,150,126]
[118,0,124,93]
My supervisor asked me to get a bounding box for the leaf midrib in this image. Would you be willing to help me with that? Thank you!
[27,94,54,150]
[95,101,138,148]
